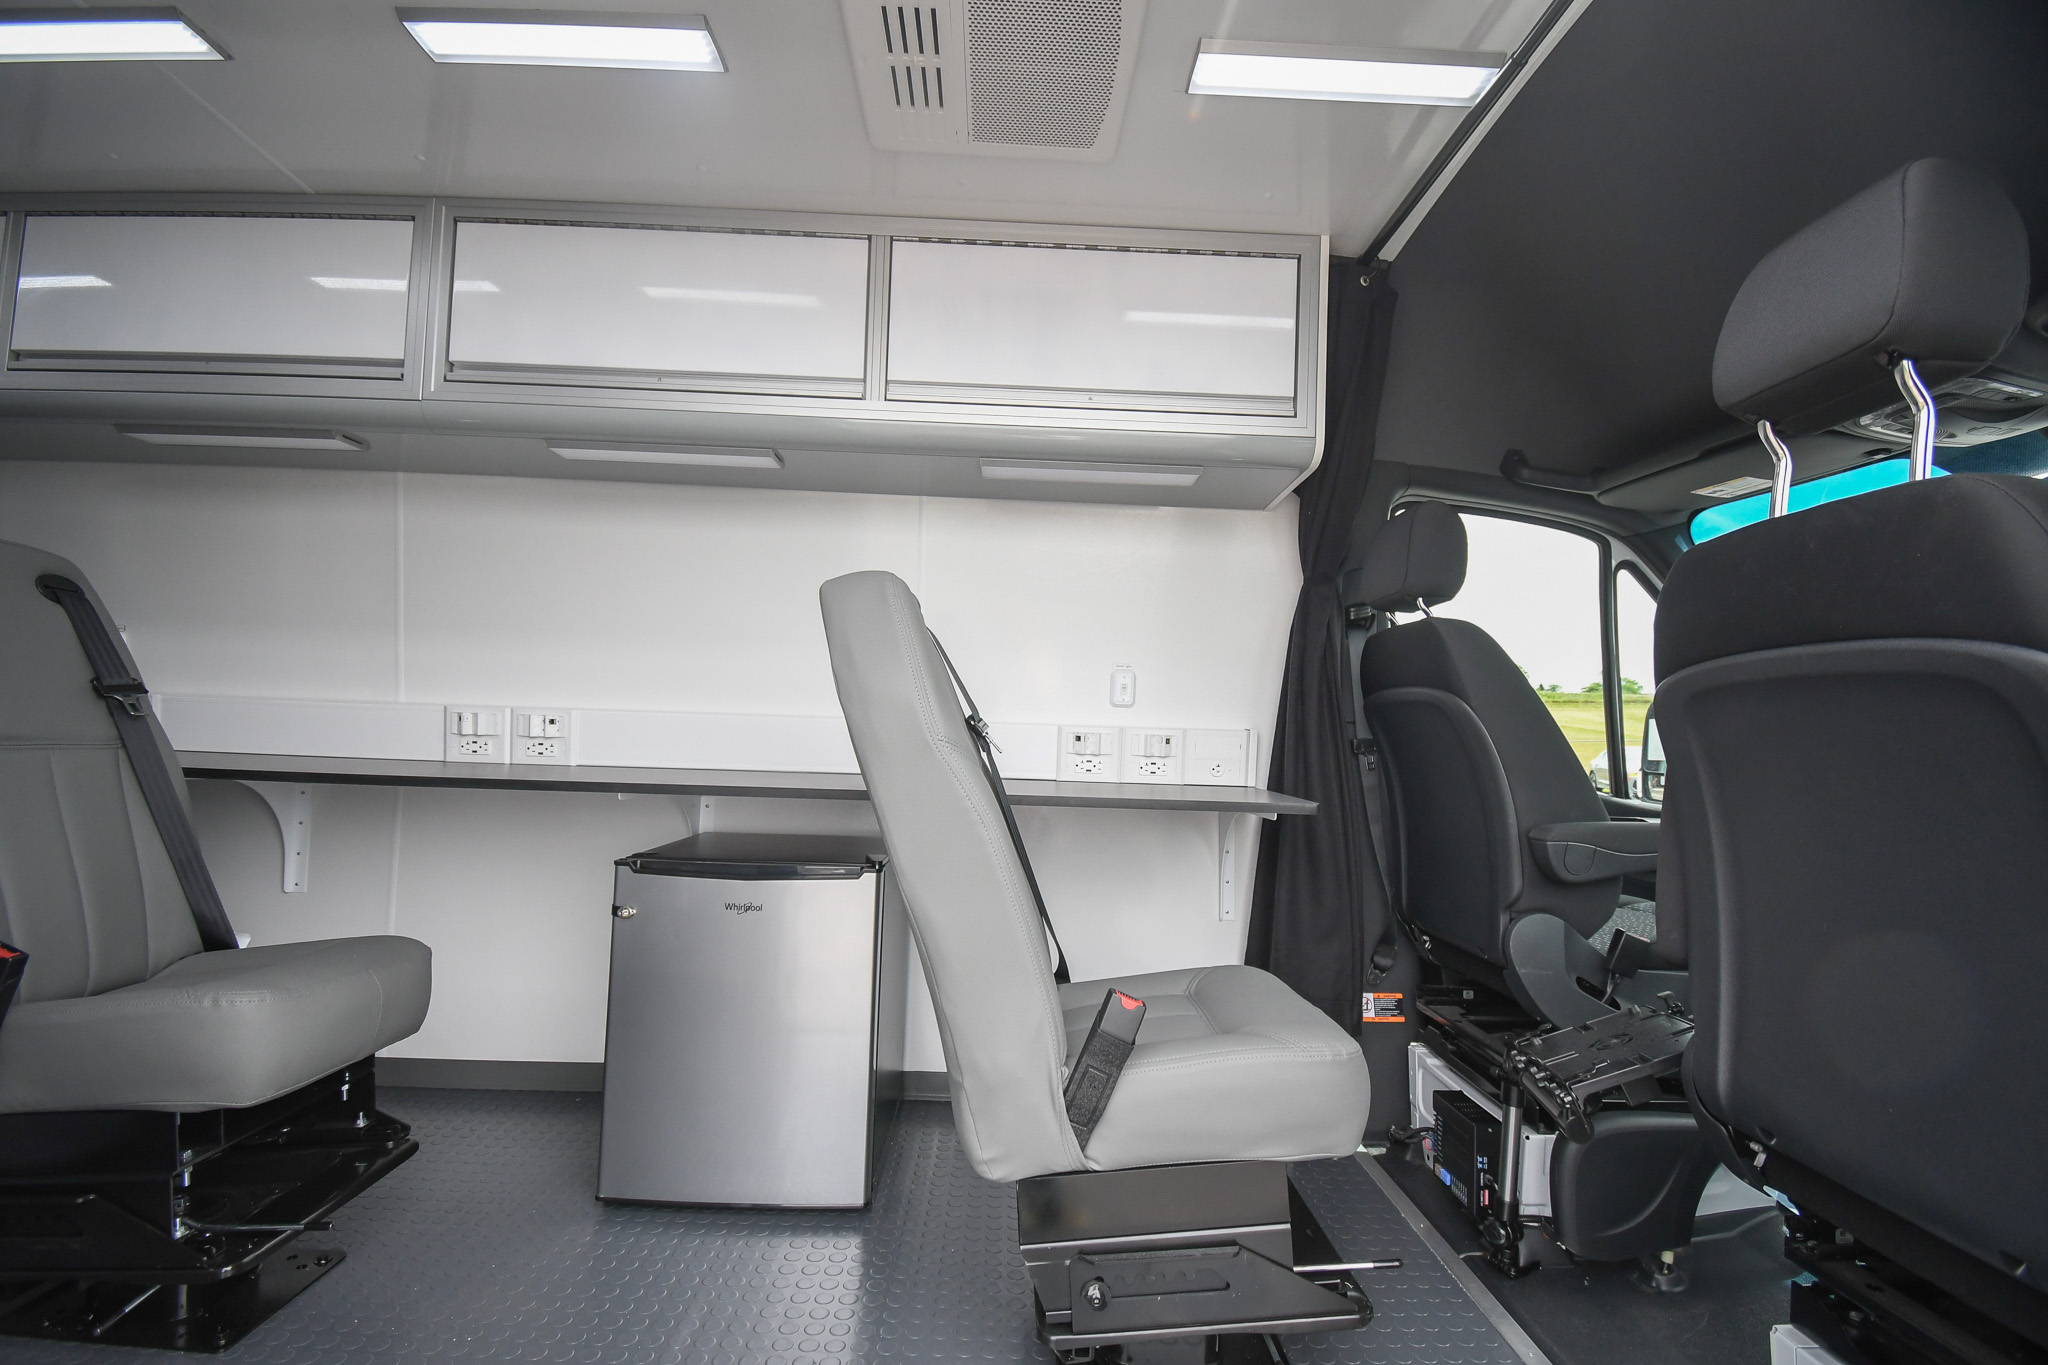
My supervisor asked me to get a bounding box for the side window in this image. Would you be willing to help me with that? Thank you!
[1614,567,1659,801]
[1429,512,1615,790]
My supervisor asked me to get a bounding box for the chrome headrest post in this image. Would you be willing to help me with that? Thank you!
[1894,357,1937,481]
[1756,420,1793,519]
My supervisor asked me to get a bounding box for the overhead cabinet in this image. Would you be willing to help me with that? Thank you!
[886,240,1300,414]
[9,214,415,377]
[0,197,1325,510]
[445,221,870,396]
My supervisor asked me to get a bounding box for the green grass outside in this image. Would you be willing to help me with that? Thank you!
[1539,694,1653,776]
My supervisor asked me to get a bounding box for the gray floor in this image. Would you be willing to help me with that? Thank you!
[9,1089,1524,1365]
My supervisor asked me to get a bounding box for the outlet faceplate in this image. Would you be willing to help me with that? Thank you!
[1057,726,1120,782]
[512,708,572,766]
[445,705,510,763]
[1185,729,1255,786]
[1119,729,1184,784]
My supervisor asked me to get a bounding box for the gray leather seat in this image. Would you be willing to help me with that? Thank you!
[0,538,430,1114]
[820,569,1369,1181]
[1353,504,1666,1024]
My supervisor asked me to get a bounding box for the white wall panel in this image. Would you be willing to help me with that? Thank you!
[0,461,400,700]
[448,221,869,383]
[887,240,1299,405]
[384,789,690,1064]
[395,474,921,713]
[573,709,857,772]
[0,459,1299,1066]
[13,214,413,362]
[916,496,1298,757]
[160,696,442,761]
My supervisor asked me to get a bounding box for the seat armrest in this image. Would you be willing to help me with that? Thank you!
[1527,820,1660,883]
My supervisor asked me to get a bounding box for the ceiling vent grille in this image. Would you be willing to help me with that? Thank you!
[966,0,1120,149]
[843,0,1144,162]
[878,5,949,110]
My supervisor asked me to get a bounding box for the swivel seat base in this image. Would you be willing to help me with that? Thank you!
[0,1058,415,1354]
[1021,1160,1380,1361]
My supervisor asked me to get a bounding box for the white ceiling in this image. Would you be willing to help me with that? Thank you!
[0,0,1551,255]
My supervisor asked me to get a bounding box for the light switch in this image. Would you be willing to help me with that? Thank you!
[1111,667,1137,708]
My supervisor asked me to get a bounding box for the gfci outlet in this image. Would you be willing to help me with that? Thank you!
[512,707,572,766]
[444,705,510,763]
[1185,729,1256,786]
[1057,726,1121,782]
[1120,729,1184,784]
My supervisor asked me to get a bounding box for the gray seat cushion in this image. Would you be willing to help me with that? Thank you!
[1059,965,1371,1170]
[0,935,431,1114]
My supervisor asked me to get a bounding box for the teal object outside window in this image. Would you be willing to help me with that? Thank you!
[1688,430,2048,545]
[1690,459,1927,543]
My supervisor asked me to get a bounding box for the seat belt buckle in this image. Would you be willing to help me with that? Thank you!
[92,679,150,717]
[1063,989,1146,1147]
[0,942,26,1032]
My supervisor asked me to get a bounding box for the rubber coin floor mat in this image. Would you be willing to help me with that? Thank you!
[5,1089,1523,1365]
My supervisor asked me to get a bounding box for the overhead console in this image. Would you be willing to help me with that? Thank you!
[1501,303,2048,516]
[1586,319,2048,514]
[0,199,1325,510]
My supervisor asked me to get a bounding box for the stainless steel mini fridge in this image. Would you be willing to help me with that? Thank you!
[598,833,906,1208]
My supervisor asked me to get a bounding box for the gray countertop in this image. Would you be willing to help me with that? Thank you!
[179,751,1317,816]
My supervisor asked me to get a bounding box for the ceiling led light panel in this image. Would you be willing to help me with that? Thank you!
[0,9,224,62]
[1188,40,1502,107]
[548,443,783,469]
[399,9,723,71]
[980,460,1202,488]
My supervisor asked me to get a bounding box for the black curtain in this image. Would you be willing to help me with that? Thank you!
[1247,259,1399,1033]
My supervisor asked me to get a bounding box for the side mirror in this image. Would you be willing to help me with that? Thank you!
[1640,701,1665,803]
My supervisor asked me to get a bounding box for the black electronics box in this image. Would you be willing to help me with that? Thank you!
[1432,1090,1502,1222]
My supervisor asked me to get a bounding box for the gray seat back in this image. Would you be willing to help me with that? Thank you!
[1354,504,1620,971]
[0,540,204,1004]
[819,571,1080,1181]
[1662,159,2042,1291]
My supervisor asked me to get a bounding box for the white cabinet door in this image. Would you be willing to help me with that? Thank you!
[885,240,1301,414]
[11,215,414,372]
[446,221,870,395]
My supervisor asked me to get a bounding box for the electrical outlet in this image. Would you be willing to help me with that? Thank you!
[1119,729,1184,784]
[444,705,510,763]
[1057,726,1121,782]
[512,708,573,766]
[1186,729,1256,786]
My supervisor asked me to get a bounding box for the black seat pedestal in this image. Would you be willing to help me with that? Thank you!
[1019,1160,1377,1362]
[0,1057,415,1353]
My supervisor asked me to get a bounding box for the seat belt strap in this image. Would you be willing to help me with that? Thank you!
[1341,607,1400,989]
[37,574,240,953]
[1063,988,1145,1145]
[928,630,1071,985]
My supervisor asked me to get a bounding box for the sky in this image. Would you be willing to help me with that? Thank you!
[1430,513,1657,693]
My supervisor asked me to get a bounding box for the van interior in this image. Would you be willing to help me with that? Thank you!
[0,3,2043,1364]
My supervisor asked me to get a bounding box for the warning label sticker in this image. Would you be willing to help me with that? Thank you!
[1362,992,1405,1023]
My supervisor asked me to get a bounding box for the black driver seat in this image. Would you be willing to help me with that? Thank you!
[1356,502,1671,1028]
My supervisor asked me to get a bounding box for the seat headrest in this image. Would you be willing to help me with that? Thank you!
[1656,474,2048,680]
[1712,158,2030,435]
[1350,501,1467,612]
